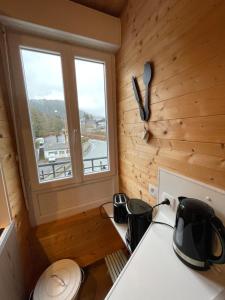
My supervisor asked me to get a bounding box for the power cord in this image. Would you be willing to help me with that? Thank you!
[152,198,170,209]
[99,202,114,219]
[152,198,174,229]
[151,221,174,229]
[99,199,174,229]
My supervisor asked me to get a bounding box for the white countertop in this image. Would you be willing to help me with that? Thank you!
[105,211,225,300]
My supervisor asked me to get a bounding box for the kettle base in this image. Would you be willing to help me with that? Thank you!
[173,243,210,271]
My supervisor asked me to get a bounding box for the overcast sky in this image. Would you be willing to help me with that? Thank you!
[21,49,106,117]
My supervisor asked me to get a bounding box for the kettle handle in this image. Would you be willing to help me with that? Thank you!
[207,216,225,264]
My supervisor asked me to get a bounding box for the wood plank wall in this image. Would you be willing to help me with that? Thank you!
[117,0,225,204]
[0,54,34,293]
[31,208,124,281]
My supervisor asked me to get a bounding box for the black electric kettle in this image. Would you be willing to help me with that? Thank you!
[173,197,225,270]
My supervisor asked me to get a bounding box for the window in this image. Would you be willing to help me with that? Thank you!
[8,32,117,224]
[9,34,116,188]
[20,49,73,183]
[75,58,109,175]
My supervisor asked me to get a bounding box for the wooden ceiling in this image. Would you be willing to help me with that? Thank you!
[70,0,127,17]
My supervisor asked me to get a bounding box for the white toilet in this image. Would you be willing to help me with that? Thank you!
[33,259,82,300]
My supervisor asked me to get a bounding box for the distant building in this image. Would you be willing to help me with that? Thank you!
[44,142,70,160]
[96,119,106,129]
[85,119,97,129]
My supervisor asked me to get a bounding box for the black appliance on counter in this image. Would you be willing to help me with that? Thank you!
[113,193,129,224]
[173,196,225,270]
[126,199,153,252]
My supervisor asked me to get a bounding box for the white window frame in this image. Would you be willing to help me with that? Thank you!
[6,31,118,224]
[71,45,116,182]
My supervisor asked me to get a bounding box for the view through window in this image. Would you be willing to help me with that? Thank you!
[75,58,109,174]
[20,48,110,183]
[20,49,73,182]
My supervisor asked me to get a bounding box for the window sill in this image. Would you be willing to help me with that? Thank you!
[31,171,117,193]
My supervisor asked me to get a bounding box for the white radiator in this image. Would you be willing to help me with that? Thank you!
[105,249,128,283]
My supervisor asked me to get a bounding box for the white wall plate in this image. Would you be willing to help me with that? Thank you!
[158,168,225,226]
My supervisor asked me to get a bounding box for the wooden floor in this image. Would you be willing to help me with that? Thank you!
[78,259,113,300]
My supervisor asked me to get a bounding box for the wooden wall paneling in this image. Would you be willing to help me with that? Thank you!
[118,50,225,104]
[154,151,225,189]
[123,86,225,123]
[117,0,224,88]
[31,207,124,280]
[117,0,225,204]
[0,46,34,294]
[117,4,225,105]
[119,115,225,143]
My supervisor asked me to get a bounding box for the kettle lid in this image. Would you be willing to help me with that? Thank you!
[178,197,214,217]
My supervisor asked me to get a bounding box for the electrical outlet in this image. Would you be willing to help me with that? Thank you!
[148,183,158,199]
[159,192,179,225]
[161,192,179,213]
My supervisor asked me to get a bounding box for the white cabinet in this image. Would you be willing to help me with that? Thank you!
[0,223,25,300]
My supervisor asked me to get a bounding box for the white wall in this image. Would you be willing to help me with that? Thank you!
[0,0,121,51]
[0,223,24,300]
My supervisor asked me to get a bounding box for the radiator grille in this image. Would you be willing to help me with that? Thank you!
[105,249,128,283]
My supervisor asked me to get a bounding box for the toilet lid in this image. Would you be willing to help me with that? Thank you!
[33,259,81,300]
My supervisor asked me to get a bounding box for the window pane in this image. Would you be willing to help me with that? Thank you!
[75,58,109,175]
[20,49,73,183]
